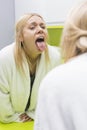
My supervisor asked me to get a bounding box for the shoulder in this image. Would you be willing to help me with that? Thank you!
[38,59,75,92]
[48,44,60,55]
[47,45,61,64]
[0,43,14,59]
[40,54,87,92]
[39,64,65,91]
[38,55,87,106]
[0,43,15,66]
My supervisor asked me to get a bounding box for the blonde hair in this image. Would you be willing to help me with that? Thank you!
[14,13,49,72]
[61,1,87,62]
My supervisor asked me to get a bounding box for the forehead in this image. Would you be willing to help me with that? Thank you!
[27,15,45,25]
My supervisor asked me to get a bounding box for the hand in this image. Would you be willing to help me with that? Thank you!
[19,113,33,122]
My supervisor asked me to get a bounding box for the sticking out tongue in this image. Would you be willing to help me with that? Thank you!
[35,39,46,51]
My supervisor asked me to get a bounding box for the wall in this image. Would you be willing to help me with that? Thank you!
[0,0,84,49]
[15,0,83,25]
[47,26,63,46]
[0,0,15,49]
[14,0,83,47]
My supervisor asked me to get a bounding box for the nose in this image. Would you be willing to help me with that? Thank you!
[36,26,43,33]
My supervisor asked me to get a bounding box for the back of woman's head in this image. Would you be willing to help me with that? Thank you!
[61,1,87,62]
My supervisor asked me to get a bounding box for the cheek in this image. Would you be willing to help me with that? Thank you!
[23,33,34,43]
[23,34,35,47]
[23,29,34,40]
[45,29,48,36]
[45,31,48,40]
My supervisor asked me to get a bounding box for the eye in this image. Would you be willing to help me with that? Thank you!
[41,25,46,29]
[29,26,35,30]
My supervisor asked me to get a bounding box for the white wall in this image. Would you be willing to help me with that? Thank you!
[15,0,83,25]
[0,0,15,49]
[0,0,84,49]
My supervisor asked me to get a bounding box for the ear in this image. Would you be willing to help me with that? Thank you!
[19,34,23,42]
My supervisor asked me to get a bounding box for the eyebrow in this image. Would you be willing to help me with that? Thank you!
[29,22,45,26]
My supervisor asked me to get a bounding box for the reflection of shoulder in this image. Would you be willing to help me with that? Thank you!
[48,44,60,53]
[0,43,14,56]
[0,43,14,63]
[48,44,61,58]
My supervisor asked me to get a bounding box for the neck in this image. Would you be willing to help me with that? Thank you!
[28,55,40,64]
[26,54,40,75]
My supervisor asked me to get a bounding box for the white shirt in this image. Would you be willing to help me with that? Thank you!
[34,53,87,130]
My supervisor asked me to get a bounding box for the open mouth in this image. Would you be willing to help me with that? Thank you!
[35,37,46,51]
[35,37,44,43]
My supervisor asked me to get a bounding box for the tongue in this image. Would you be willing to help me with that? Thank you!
[36,42,46,51]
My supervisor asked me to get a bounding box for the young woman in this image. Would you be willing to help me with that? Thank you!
[0,13,61,123]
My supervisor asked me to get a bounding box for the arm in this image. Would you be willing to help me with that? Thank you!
[0,88,19,123]
[0,58,19,123]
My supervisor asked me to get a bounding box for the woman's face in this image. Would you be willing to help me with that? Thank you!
[22,15,48,58]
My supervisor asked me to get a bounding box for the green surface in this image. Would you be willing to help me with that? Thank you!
[47,25,63,46]
[0,121,34,130]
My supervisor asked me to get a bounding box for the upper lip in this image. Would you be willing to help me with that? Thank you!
[35,36,45,42]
